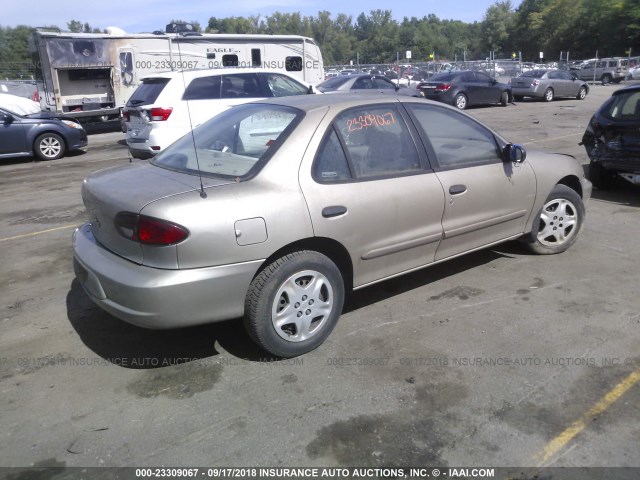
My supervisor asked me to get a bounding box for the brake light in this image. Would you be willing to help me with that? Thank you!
[148,107,173,121]
[115,212,189,245]
[122,110,130,122]
[435,84,451,92]
[532,79,540,86]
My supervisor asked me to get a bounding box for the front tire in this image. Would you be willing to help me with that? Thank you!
[500,91,509,106]
[454,93,468,110]
[543,88,554,102]
[522,185,584,255]
[577,86,587,100]
[244,251,345,358]
[34,133,65,160]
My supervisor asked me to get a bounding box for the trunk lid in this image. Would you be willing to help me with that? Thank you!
[82,162,232,264]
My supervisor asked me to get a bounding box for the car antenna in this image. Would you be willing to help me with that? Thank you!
[173,25,207,198]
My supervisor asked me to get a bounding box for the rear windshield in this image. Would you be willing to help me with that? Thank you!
[601,90,640,120]
[519,70,546,78]
[152,103,303,180]
[317,76,351,91]
[127,78,170,106]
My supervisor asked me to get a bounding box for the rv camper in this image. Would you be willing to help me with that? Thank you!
[30,28,324,122]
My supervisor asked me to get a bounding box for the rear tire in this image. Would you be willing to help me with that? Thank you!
[521,185,584,255]
[34,133,65,160]
[454,93,468,110]
[601,74,612,85]
[543,88,554,102]
[243,251,345,358]
[500,91,509,106]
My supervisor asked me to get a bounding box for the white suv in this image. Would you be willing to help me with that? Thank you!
[124,68,315,159]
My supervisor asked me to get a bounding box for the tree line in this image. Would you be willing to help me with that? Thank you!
[1,0,638,79]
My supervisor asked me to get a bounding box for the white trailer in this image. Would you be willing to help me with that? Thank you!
[29,29,324,121]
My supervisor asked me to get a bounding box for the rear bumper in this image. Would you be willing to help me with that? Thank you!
[72,223,263,329]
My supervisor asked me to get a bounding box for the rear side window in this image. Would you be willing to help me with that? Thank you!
[323,105,422,180]
[183,76,221,100]
[127,78,170,106]
[521,70,546,78]
[220,74,262,98]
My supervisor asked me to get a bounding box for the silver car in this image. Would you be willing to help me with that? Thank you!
[73,95,591,357]
[510,69,589,102]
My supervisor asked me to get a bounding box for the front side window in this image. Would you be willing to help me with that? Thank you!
[353,77,375,90]
[263,73,308,97]
[407,104,501,170]
[327,105,422,179]
[373,77,396,89]
[152,104,302,179]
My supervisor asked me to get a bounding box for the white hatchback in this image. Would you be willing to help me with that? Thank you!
[124,68,315,159]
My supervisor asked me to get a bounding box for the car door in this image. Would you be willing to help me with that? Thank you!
[558,70,579,96]
[299,103,446,288]
[547,70,568,97]
[404,103,537,261]
[474,71,501,104]
[0,109,27,156]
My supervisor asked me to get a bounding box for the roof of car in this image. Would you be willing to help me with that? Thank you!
[612,84,640,95]
[249,91,431,113]
[141,67,302,81]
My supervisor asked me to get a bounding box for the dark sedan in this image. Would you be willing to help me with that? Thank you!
[510,69,589,102]
[581,84,640,189]
[416,71,511,110]
[316,74,416,96]
[0,107,87,160]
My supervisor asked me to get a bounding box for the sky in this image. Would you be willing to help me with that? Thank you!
[1,0,522,33]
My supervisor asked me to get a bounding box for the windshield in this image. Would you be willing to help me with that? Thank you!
[152,103,303,179]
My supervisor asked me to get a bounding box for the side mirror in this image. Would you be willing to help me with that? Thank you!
[504,143,526,163]
[307,85,315,94]
[2,113,13,124]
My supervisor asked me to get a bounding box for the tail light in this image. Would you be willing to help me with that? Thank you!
[147,107,173,121]
[115,212,189,246]
[435,84,452,92]
[122,110,130,122]
[532,79,540,87]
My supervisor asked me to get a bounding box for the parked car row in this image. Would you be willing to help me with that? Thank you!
[123,68,315,159]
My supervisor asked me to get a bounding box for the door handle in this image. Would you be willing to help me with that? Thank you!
[322,206,347,218]
[449,184,467,195]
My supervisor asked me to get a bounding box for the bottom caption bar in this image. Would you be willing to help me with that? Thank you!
[0,467,639,480]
